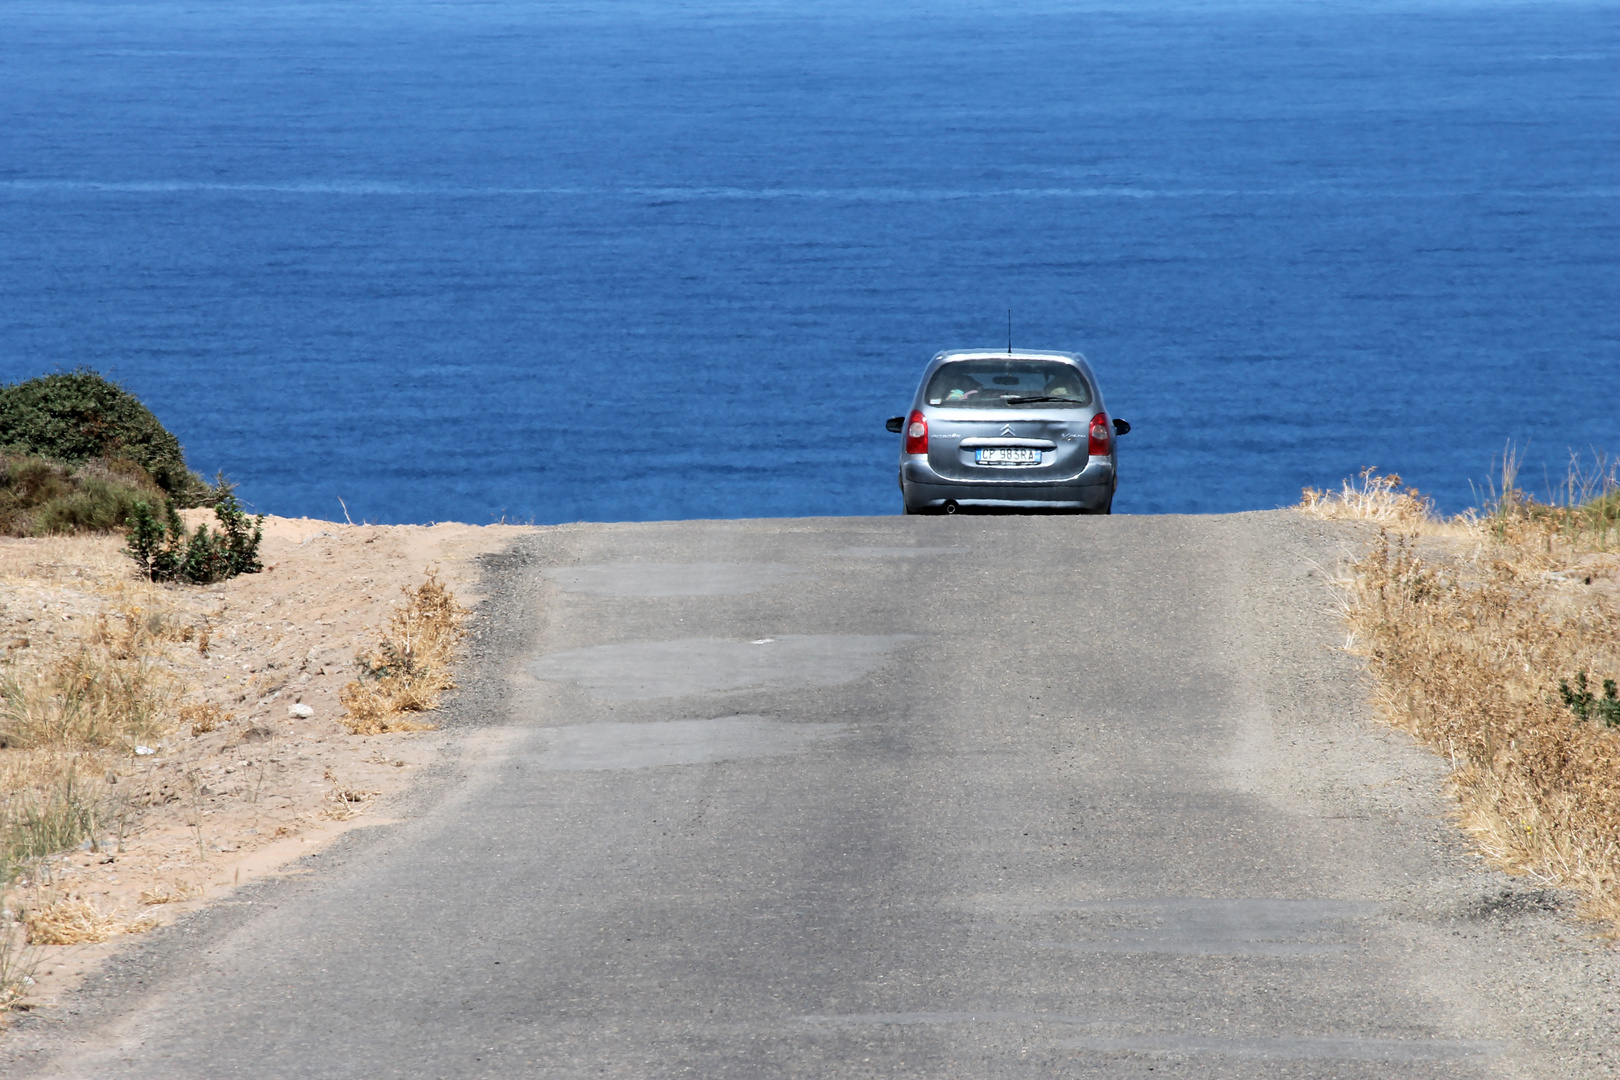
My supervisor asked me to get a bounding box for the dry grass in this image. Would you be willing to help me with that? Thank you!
[22,895,155,945]
[1476,447,1620,553]
[0,521,510,1013]
[0,537,193,884]
[180,701,232,737]
[0,644,176,753]
[0,554,187,1007]
[0,921,35,1015]
[0,614,181,884]
[1301,466,1435,526]
[88,605,200,654]
[338,574,468,736]
[1306,458,1620,932]
[0,753,116,884]
[320,769,380,821]
[138,880,200,906]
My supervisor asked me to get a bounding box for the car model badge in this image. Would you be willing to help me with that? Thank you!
[1000,423,1016,436]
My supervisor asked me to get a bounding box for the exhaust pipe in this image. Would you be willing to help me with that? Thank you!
[943,500,958,515]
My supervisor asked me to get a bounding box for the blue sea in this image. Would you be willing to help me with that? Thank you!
[2,0,1615,523]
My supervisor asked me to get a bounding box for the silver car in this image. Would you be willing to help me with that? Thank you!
[886,350,1129,515]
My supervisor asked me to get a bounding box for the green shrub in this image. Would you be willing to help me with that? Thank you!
[0,370,208,505]
[124,500,184,581]
[212,482,264,577]
[2,457,74,506]
[0,454,165,537]
[32,476,152,534]
[125,480,263,585]
[1559,671,1620,728]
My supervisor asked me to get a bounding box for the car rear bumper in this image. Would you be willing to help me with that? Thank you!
[899,458,1115,513]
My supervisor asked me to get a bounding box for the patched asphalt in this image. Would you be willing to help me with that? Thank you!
[6,512,1618,1078]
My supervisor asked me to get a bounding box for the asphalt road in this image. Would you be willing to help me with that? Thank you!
[7,512,1618,1078]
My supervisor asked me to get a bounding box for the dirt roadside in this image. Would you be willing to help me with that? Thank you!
[0,516,533,1015]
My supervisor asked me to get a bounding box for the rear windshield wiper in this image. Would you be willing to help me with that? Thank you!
[1003,394,1084,405]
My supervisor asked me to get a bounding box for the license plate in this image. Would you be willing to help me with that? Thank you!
[976,447,1042,465]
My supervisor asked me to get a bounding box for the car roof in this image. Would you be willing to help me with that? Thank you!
[925,349,1097,379]
[935,349,1084,361]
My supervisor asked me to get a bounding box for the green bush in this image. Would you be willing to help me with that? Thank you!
[0,454,164,537]
[32,476,153,534]
[5,457,74,502]
[1560,671,1620,728]
[0,369,208,505]
[125,480,263,585]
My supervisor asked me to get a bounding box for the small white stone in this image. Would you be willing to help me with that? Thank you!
[287,703,315,719]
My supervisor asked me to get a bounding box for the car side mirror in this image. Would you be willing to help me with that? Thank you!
[1112,419,1131,436]
[886,416,905,433]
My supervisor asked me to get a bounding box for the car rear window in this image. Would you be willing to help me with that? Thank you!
[924,360,1093,408]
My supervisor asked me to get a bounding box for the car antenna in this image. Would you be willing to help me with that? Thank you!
[1007,309,1012,355]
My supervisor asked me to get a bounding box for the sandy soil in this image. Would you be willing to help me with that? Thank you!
[0,516,532,1014]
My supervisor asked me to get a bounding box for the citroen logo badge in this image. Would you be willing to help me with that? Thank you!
[1000,423,1016,437]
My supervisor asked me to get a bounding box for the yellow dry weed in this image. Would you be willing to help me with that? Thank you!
[138,880,201,906]
[338,573,467,735]
[1308,465,1620,932]
[24,896,154,945]
[180,701,233,737]
[1300,466,1433,526]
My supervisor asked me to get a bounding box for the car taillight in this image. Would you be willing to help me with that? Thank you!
[1088,412,1112,456]
[904,410,928,455]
